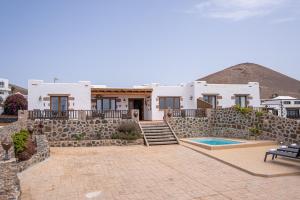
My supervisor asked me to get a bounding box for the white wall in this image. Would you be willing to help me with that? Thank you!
[148,81,261,120]
[27,79,261,120]
[193,81,261,108]
[28,80,91,110]
[149,83,187,120]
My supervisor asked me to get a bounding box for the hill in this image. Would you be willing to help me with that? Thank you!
[9,83,28,95]
[198,63,300,99]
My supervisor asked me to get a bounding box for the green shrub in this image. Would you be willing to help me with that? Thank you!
[112,132,142,140]
[112,122,142,140]
[234,105,252,115]
[12,129,29,154]
[74,133,84,140]
[249,127,261,136]
[255,111,263,117]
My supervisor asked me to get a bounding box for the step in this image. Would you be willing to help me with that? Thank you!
[143,130,172,133]
[147,135,176,140]
[144,132,173,136]
[143,127,171,131]
[141,125,169,128]
[148,141,178,145]
[145,135,175,139]
[140,122,165,124]
[147,138,177,142]
[141,124,168,128]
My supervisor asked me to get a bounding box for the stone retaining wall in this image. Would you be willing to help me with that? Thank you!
[261,114,300,144]
[168,108,300,144]
[18,135,50,172]
[0,133,50,200]
[27,118,140,141]
[167,117,210,138]
[0,160,20,200]
[49,139,144,147]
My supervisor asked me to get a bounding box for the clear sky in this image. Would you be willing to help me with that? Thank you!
[1,0,300,88]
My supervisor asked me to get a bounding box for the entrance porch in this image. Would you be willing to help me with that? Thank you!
[91,87,152,121]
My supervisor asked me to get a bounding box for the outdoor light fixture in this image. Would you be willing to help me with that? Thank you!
[39,96,42,101]
[190,96,193,100]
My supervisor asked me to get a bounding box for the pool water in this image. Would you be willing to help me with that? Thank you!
[191,138,242,146]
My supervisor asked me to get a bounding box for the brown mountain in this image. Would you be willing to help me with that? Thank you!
[198,63,300,99]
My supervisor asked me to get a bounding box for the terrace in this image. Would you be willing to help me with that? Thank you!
[1,107,299,200]
[19,146,300,200]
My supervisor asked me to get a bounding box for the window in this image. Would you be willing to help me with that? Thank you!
[294,101,300,105]
[50,96,68,112]
[203,95,217,108]
[96,98,116,111]
[286,109,300,119]
[0,91,4,95]
[235,95,247,108]
[159,97,180,109]
[0,82,4,88]
[283,101,291,105]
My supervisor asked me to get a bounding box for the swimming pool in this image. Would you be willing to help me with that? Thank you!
[191,138,242,146]
[181,137,276,150]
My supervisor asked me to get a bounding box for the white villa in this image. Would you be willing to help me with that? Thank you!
[0,78,11,114]
[28,79,260,120]
[261,96,300,119]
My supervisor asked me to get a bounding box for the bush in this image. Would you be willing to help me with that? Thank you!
[4,94,27,115]
[74,133,84,140]
[249,127,261,136]
[112,122,142,140]
[12,129,36,161]
[12,129,29,154]
[255,111,263,117]
[234,105,252,115]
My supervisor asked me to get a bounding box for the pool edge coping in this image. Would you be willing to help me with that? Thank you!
[181,137,277,150]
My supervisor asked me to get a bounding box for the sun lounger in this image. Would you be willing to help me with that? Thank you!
[277,147,299,153]
[289,144,300,149]
[264,147,300,162]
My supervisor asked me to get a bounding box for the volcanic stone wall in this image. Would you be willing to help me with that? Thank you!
[27,118,140,142]
[168,107,300,144]
[167,117,210,138]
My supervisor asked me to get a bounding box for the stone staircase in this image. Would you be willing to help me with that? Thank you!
[140,121,179,146]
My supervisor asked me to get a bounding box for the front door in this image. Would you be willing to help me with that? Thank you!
[50,96,68,112]
[129,99,144,120]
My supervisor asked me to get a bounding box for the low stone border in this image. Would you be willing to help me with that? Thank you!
[0,135,50,200]
[0,159,20,200]
[49,139,144,147]
[18,135,50,172]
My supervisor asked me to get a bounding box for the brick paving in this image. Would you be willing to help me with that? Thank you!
[19,146,300,200]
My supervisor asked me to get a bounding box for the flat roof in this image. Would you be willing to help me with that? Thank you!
[91,88,152,95]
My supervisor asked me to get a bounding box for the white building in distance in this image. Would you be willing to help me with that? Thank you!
[261,96,300,119]
[0,78,12,114]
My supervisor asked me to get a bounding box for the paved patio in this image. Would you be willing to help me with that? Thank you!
[19,145,300,200]
[181,141,300,177]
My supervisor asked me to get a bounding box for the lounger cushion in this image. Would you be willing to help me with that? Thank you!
[267,151,298,158]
